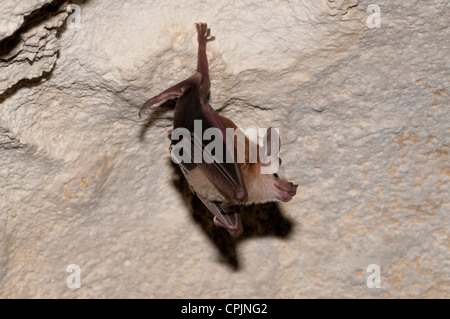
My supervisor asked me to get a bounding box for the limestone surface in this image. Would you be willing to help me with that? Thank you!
[0,0,448,298]
[0,1,67,94]
[0,0,54,40]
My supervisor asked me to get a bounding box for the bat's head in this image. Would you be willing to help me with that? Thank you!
[244,164,298,204]
[255,128,298,203]
[237,127,298,204]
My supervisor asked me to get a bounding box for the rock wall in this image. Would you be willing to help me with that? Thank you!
[0,0,448,298]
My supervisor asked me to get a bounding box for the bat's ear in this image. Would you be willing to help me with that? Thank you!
[260,127,281,167]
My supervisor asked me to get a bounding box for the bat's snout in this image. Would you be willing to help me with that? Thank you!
[274,179,298,202]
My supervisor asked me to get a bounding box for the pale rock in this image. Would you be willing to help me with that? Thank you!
[0,1,67,94]
[0,0,54,40]
[0,0,448,298]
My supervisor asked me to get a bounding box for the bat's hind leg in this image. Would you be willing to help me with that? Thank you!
[195,23,215,104]
[139,72,202,118]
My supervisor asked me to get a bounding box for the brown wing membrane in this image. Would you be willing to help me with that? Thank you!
[199,104,247,202]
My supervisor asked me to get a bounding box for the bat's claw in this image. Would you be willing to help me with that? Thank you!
[210,202,243,238]
[196,22,215,44]
[213,216,243,238]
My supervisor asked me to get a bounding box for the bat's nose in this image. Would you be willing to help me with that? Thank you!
[275,180,298,202]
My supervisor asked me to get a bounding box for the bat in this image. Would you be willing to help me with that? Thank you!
[139,23,297,237]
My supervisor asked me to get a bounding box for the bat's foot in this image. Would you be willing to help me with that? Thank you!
[196,22,215,44]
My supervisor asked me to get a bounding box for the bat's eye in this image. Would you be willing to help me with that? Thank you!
[273,173,279,178]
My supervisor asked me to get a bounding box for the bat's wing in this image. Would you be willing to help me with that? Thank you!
[197,112,247,203]
[176,159,243,238]
[198,195,243,238]
[140,75,247,235]
[199,104,248,202]
[139,72,202,118]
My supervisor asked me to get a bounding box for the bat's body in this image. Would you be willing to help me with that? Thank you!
[186,116,297,204]
[139,23,297,237]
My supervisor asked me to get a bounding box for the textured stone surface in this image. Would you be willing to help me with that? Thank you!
[0,1,67,94]
[0,0,448,298]
[0,0,54,40]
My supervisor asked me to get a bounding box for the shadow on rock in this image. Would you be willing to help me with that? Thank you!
[170,159,295,270]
